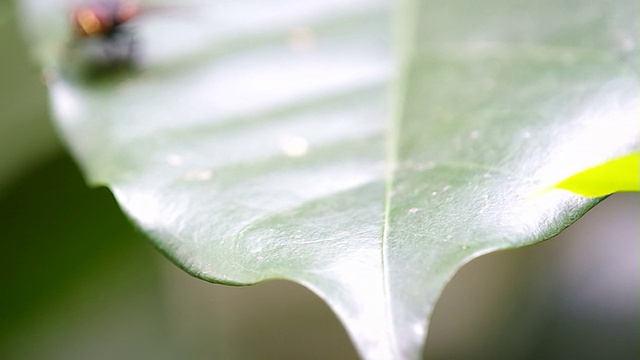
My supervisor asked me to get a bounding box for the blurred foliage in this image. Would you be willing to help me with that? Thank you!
[0,0,60,192]
[549,152,640,197]
[0,155,183,360]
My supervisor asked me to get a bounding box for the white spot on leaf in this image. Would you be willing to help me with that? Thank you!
[289,26,316,52]
[412,323,425,337]
[166,154,184,166]
[280,136,309,157]
[185,169,213,181]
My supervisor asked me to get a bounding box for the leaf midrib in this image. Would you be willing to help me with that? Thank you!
[380,0,420,357]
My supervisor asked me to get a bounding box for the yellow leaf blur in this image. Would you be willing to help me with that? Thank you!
[550,152,640,197]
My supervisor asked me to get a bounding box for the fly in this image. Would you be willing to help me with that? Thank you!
[68,0,147,76]
[71,0,141,39]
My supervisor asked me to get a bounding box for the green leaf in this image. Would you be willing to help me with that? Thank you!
[20,0,638,359]
[547,152,639,197]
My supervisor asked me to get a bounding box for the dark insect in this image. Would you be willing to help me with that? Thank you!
[71,0,141,38]
[68,0,143,76]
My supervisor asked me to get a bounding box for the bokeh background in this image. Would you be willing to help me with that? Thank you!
[1,1,637,358]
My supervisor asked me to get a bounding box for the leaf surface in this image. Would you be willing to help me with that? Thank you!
[20,0,639,359]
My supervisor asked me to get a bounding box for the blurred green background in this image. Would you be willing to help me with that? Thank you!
[1,1,637,358]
